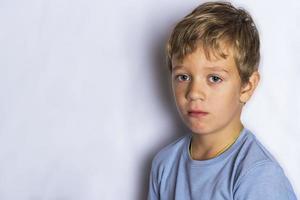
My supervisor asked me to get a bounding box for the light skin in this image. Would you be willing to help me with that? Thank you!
[171,44,260,160]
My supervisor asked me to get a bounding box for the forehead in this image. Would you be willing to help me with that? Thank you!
[171,45,236,72]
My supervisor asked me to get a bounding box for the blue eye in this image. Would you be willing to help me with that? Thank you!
[175,74,190,82]
[208,75,222,83]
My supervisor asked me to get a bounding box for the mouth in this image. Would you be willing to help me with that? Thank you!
[188,110,208,118]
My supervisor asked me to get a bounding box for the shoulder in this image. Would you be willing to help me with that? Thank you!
[234,128,281,178]
[148,135,188,200]
[233,129,297,199]
[233,161,297,199]
[150,134,189,171]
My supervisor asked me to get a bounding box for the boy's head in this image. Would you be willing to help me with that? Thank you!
[166,1,260,85]
[166,1,260,135]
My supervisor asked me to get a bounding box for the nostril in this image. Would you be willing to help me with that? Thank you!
[187,90,205,101]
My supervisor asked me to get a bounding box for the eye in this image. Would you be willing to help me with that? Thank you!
[208,75,222,83]
[175,74,190,82]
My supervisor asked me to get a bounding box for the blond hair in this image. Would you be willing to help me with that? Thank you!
[166,1,260,84]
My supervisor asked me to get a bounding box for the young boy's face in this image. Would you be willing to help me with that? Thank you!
[171,45,254,135]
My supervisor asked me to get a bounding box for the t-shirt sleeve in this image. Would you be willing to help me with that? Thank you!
[147,158,159,200]
[233,161,297,200]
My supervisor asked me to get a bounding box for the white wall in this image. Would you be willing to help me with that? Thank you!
[0,0,299,199]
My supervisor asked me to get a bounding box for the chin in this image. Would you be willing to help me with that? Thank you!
[190,128,213,135]
[185,121,211,135]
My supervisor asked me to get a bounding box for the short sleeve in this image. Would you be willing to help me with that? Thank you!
[233,161,297,200]
[147,158,159,200]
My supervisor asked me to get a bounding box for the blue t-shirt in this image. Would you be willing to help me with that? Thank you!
[148,127,297,200]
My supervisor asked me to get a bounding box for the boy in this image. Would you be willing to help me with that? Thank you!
[147,1,297,200]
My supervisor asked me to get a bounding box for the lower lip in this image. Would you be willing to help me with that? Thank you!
[188,112,208,118]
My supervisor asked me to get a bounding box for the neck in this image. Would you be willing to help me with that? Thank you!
[190,122,244,160]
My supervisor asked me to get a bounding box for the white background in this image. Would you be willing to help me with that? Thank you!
[0,0,299,199]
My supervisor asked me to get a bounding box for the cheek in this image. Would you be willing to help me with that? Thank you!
[173,87,188,110]
[173,85,185,99]
[209,88,240,110]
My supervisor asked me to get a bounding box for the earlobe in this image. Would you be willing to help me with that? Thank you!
[239,71,260,104]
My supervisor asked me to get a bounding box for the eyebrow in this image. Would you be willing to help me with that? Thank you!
[172,65,184,71]
[172,65,229,73]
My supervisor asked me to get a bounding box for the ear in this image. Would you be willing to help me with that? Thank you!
[239,71,260,104]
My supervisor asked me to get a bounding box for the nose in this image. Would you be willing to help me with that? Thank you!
[186,79,206,101]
